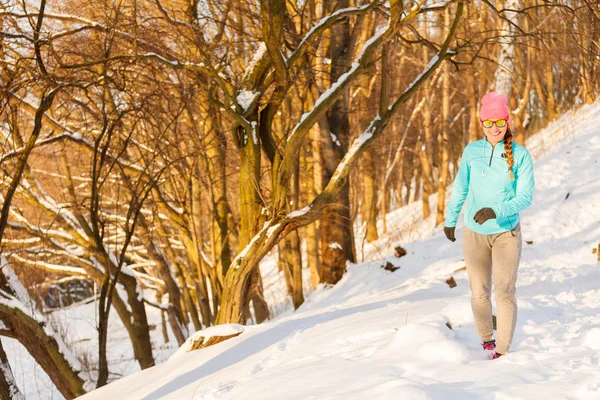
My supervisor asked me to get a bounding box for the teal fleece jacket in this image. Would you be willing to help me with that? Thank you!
[445,138,535,234]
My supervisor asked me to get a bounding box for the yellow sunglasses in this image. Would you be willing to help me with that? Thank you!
[482,119,507,128]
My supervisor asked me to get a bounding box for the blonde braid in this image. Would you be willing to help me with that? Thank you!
[504,128,515,180]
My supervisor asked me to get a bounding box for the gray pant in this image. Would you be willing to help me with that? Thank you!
[462,224,522,354]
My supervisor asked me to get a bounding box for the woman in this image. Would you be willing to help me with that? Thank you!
[443,92,535,359]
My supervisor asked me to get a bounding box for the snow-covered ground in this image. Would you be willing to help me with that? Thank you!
[8,101,600,399]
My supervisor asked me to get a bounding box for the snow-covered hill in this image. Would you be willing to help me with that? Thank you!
[71,102,600,399]
[7,101,600,399]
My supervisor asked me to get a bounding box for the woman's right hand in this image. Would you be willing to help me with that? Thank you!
[444,226,456,242]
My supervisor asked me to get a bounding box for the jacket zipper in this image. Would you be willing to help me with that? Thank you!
[488,144,495,166]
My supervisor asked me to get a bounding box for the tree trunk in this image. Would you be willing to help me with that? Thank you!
[155,266,188,344]
[238,111,270,321]
[401,158,409,206]
[360,68,380,243]
[288,161,305,308]
[0,261,85,398]
[115,272,155,370]
[494,0,520,97]
[203,87,232,278]
[419,27,435,219]
[289,229,304,309]
[0,338,24,400]
[319,0,356,284]
[179,265,202,331]
[278,229,305,309]
[305,221,320,291]
[412,144,422,203]
[189,165,219,327]
[363,146,379,242]
[97,300,109,388]
[305,120,321,290]
[306,82,329,290]
[245,270,269,323]
[468,71,479,143]
[194,264,214,327]
[379,45,393,234]
[96,256,155,386]
[436,8,451,226]
[579,11,597,105]
[278,238,295,297]
[139,221,188,345]
[531,64,548,125]
[544,58,557,122]
[510,65,531,146]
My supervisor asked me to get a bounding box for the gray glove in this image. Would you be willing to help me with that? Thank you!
[474,208,496,224]
[444,226,456,242]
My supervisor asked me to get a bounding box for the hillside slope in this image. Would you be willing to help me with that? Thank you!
[75,104,600,399]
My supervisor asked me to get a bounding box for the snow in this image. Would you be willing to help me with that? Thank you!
[294,61,362,133]
[295,4,371,52]
[72,100,600,400]
[251,121,258,145]
[8,254,87,275]
[316,62,360,111]
[237,90,259,112]
[328,242,343,250]
[1,256,36,311]
[266,223,281,239]
[330,132,341,146]
[424,1,455,9]
[287,205,311,219]
[139,53,205,70]
[405,55,439,95]
[232,222,271,269]
[3,296,177,399]
[242,43,267,81]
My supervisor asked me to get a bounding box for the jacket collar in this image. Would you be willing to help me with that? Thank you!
[482,137,505,147]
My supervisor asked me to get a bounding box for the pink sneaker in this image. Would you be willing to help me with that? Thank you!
[481,340,496,351]
[491,352,503,360]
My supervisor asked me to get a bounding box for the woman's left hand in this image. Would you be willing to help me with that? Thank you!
[474,208,496,224]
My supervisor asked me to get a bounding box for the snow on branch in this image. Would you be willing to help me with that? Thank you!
[199,249,215,269]
[227,4,464,283]
[288,25,387,145]
[8,254,87,276]
[272,8,401,213]
[289,3,373,66]
[1,10,169,56]
[420,0,461,12]
[226,4,463,271]
[19,177,90,242]
[0,356,24,400]
[6,216,76,243]
[242,42,268,82]
[0,256,37,315]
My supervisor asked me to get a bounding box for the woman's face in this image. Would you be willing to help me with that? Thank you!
[481,119,508,145]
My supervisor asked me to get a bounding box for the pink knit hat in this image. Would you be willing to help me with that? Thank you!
[480,92,510,123]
